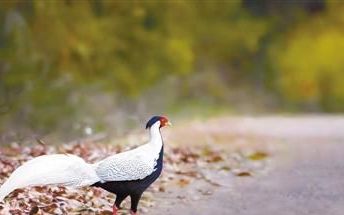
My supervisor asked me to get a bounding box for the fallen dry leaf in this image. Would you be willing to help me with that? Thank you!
[248,152,268,161]
[177,178,190,187]
[236,172,252,177]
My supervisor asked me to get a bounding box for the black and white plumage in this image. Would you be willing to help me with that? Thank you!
[0,116,171,215]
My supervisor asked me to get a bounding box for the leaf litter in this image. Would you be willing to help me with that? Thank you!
[0,137,269,214]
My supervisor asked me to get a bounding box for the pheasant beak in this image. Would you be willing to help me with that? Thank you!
[166,121,172,127]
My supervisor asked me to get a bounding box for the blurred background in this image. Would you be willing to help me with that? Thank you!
[0,0,343,143]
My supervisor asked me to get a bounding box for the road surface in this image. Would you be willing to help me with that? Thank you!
[151,116,344,215]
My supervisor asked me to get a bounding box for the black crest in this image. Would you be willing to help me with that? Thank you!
[145,116,161,129]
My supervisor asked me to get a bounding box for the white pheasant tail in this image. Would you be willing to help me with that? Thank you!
[0,154,100,201]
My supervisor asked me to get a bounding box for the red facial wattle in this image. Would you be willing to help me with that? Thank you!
[159,116,170,128]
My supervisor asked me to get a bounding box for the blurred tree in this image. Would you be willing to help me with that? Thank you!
[0,0,343,137]
[0,0,268,131]
[270,2,344,111]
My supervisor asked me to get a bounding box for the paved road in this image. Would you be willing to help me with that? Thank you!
[151,116,344,215]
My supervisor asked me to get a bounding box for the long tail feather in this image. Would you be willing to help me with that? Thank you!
[0,154,100,201]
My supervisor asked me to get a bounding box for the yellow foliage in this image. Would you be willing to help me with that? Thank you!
[166,38,194,75]
[271,9,344,110]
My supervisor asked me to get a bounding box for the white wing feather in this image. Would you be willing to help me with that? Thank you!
[94,144,158,181]
[0,154,100,201]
